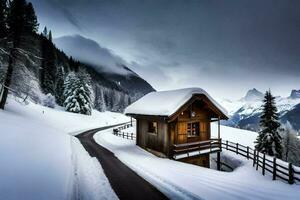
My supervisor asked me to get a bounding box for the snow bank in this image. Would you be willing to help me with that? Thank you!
[95,127,300,200]
[71,138,118,200]
[0,97,122,200]
[0,106,73,200]
[125,88,228,118]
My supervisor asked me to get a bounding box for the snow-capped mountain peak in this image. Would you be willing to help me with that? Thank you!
[242,88,264,102]
[221,89,300,131]
[289,90,300,99]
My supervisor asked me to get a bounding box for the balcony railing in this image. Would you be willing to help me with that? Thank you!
[173,138,221,159]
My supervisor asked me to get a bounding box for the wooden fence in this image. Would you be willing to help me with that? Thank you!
[222,140,300,184]
[113,123,136,140]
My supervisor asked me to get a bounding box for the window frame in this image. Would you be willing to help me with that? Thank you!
[148,121,158,134]
[187,121,200,137]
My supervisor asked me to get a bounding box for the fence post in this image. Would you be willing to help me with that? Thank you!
[122,132,124,138]
[262,153,266,176]
[256,152,259,170]
[226,140,228,150]
[288,163,294,184]
[247,147,249,160]
[131,133,133,140]
[217,152,221,171]
[253,150,256,167]
[273,157,276,180]
[236,143,238,154]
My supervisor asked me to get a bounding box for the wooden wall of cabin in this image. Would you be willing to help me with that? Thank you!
[175,100,211,144]
[136,117,169,157]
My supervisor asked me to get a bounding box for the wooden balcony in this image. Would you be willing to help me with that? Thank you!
[173,138,222,160]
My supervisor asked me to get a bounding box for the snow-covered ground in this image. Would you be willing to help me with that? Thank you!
[4,97,129,136]
[94,125,300,200]
[2,96,299,200]
[0,97,128,200]
[211,122,257,148]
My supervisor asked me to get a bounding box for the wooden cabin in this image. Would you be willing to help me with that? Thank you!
[125,88,228,168]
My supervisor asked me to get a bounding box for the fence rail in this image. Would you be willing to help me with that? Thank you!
[113,123,135,140]
[222,140,300,185]
[173,138,221,156]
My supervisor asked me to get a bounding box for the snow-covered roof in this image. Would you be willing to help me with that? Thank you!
[125,88,229,118]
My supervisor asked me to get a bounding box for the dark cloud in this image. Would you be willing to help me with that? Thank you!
[44,0,82,30]
[31,0,300,99]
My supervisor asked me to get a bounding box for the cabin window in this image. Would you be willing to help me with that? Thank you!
[187,122,200,137]
[148,121,158,134]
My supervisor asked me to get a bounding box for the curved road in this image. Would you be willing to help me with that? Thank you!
[76,123,168,200]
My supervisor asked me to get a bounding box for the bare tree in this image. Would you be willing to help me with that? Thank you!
[280,122,300,166]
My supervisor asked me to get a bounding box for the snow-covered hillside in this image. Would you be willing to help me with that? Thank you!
[220,88,300,131]
[4,97,129,135]
[0,97,128,200]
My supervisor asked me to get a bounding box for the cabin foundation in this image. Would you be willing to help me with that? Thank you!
[179,154,210,168]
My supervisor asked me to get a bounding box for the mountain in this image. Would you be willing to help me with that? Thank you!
[222,88,300,132]
[290,90,300,99]
[53,35,155,107]
[242,88,264,101]
[54,35,131,75]
[2,33,154,113]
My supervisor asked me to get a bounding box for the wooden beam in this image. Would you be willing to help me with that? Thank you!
[218,116,220,139]
[217,152,221,171]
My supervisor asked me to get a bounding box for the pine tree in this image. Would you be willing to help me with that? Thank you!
[42,26,48,37]
[40,36,56,94]
[94,85,106,112]
[24,2,38,34]
[255,90,282,158]
[63,71,92,115]
[0,0,7,38]
[54,66,64,106]
[77,68,92,114]
[7,0,26,43]
[48,30,52,41]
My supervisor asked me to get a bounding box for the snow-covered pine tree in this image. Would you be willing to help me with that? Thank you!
[63,71,92,115]
[255,90,283,158]
[77,68,93,114]
[63,72,80,113]
[94,85,106,112]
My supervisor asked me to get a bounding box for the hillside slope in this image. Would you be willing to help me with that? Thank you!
[2,33,154,113]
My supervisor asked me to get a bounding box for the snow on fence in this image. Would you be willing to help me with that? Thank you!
[112,123,136,140]
[223,140,300,185]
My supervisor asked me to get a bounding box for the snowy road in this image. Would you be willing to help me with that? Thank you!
[76,124,168,200]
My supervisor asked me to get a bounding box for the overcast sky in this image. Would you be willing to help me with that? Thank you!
[31,0,300,99]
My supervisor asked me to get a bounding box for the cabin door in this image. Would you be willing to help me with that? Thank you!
[200,121,209,141]
[177,122,187,144]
